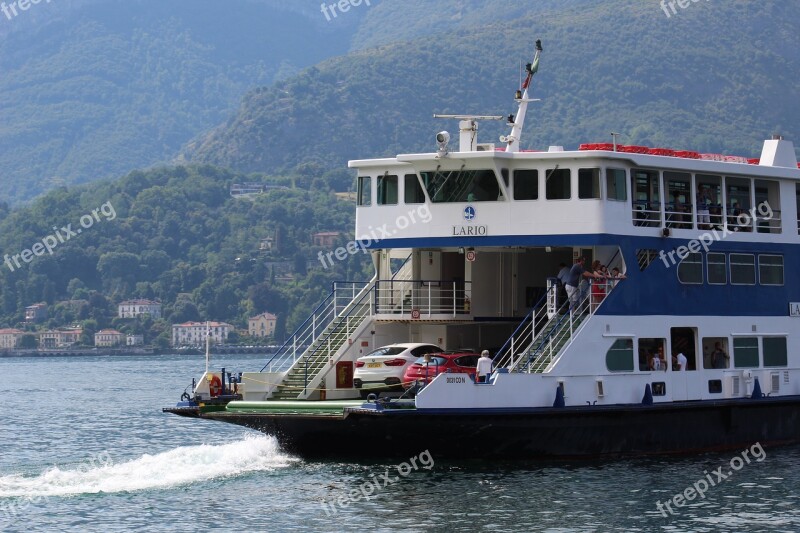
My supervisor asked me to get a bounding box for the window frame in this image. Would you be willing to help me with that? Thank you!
[758,254,784,286]
[677,252,704,285]
[578,168,601,200]
[377,174,399,206]
[357,176,372,207]
[606,168,628,202]
[545,168,572,201]
[404,174,426,205]
[706,252,727,285]
[513,169,540,201]
[729,253,756,286]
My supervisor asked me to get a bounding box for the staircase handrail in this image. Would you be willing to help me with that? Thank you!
[493,283,558,368]
[260,279,373,372]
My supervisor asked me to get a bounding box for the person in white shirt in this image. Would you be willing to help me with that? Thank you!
[476,350,493,384]
[673,350,688,371]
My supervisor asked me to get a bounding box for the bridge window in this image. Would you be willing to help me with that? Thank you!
[404,174,425,204]
[638,338,666,371]
[733,337,759,368]
[578,168,601,199]
[357,176,372,206]
[707,253,727,285]
[725,176,751,232]
[678,252,703,284]
[605,338,634,372]
[421,169,500,203]
[730,253,756,285]
[763,337,788,367]
[545,168,571,200]
[606,168,627,201]
[758,254,784,285]
[378,174,398,205]
[754,180,781,233]
[632,169,661,227]
[664,172,692,229]
[697,174,721,230]
[513,169,539,200]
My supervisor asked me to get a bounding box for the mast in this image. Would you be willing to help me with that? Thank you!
[502,39,543,153]
[205,321,210,376]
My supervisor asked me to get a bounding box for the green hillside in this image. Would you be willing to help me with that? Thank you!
[0,165,366,344]
[182,0,800,174]
[0,0,359,204]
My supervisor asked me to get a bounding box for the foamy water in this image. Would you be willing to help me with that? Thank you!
[0,435,296,499]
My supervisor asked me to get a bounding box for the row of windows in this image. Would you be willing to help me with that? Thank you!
[606,336,788,373]
[359,172,800,238]
[677,253,784,286]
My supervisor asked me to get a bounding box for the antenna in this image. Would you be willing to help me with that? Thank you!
[502,39,543,153]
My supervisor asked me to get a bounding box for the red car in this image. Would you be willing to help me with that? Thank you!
[402,351,480,390]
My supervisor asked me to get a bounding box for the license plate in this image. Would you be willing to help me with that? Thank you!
[367,362,382,368]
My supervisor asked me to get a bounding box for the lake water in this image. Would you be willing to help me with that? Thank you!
[1,353,799,532]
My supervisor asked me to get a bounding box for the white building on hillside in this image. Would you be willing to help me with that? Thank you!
[172,321,233,347]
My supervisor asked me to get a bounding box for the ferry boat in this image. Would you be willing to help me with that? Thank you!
[165,41,800,459]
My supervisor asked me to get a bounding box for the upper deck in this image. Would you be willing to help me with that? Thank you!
[350,140,800,248]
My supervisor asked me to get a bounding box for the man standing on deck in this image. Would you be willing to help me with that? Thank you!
[564,257,601,310]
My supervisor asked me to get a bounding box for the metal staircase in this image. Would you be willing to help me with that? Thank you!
[497,280,616,374]
[263,281,374,400]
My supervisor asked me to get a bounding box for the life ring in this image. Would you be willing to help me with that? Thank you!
[180,392,191,402]
[209,375,223,397]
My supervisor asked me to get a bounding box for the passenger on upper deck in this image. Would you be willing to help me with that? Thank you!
[697,185,712,230]
[565,257,601,310]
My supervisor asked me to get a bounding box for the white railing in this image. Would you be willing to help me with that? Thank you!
[261,280,372,372]
[375,280,472,317]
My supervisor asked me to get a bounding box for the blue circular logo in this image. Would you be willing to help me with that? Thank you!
[464,206,476,222]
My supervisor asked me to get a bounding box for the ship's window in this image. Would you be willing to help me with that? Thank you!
[421,169,500,203]
[758,254,784,286]
[357,176,372,206]
[702,337,729,369]
[513,169,539,200]
[677,252,703,284]
[606,168,627,201]
[632,169,661,227]
[578,168,601,199]
[651,382,666,396]
[708,379,723,394]
[605,338,634,372]
[730,253,756,285]
[377,174,398,205]
[754,180,780,233]
[707,253,727,285]
[638,338,666,371]
[763,337,788,367]
[733,337,759,368]
[664,172,692,229]
[404,174,425,204]
[725,177,751,232]
[545,168,571,200]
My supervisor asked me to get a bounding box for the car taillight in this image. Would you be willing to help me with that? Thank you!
[355,361,365,368]
[383,359,406,367]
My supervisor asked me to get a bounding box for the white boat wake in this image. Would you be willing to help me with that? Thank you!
[0,434,297,499]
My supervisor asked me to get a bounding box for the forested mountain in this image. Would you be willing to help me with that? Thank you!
[0,0,361,204]
[182,0,800,175]
[0,165,366,344]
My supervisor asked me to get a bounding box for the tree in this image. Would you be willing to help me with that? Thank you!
[19,334,37,349]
